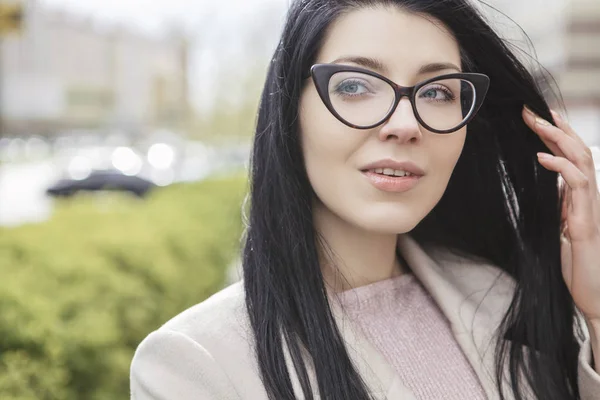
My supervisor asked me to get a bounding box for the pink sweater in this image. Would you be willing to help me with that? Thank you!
[336,273,487,400]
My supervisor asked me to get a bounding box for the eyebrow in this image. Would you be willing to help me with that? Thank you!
[332,56,387,72]
[418,62,462,74]
[331,56,461,75]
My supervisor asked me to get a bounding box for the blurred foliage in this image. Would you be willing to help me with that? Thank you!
[0,175,247,400]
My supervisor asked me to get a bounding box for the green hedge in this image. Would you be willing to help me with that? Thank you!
[0,175,247,400]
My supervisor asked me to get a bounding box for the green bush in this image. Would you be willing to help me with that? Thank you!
[0,175,247,400]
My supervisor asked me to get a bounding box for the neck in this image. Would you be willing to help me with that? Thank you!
[314,202,406,293]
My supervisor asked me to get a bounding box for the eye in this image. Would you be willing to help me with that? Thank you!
[334,79,371,97]
[419,84,455,102]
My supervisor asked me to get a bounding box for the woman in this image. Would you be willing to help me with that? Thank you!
[130,0,600,399]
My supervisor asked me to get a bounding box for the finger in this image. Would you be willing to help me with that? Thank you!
[550,110,586,145]
[561,220,569,239]
[535,122,587,169]
[537,153,597,240]
[551,112,600,201]
[559,228,573,290]
[528,112,598,192]
[552,113,600,222]
[522,107,564,157]
[560,178,569,221]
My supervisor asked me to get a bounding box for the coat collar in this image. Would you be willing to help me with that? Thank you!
[396,234,518,399]
[285,234,520,399]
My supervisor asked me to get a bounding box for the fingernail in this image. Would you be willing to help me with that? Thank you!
[536,117,551,126]
[550,109,562,123]
[537,152,553,160]
[524,105,534,115]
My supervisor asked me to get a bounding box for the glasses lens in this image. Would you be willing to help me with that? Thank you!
[328,71,395,127]
[415,78,476,132]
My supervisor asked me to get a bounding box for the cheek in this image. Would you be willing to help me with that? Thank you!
[425,129,466,193]
[299,90,362,186]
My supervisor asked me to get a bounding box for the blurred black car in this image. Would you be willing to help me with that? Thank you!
[46,170,156,198]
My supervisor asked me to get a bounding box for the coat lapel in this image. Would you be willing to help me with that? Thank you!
[397,234,521,400]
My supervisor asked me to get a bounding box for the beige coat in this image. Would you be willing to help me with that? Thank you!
[130,235,600,399]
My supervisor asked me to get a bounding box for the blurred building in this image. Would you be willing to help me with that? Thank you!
[488,0,600,146]
[0,0,190,138]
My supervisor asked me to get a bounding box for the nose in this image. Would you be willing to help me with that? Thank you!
[377,98,422,144]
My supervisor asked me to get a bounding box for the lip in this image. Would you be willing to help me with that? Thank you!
[360,159,424,193]
[360,159,425,176]
[362,171,421,193]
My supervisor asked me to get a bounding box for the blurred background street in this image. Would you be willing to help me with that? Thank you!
[0,0,598,399]
[0,0,599,228]
[0,0,286,227]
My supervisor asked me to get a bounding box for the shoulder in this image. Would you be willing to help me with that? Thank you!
[142,280,254,354]
[130,282,266,400]
[159,281,251,343]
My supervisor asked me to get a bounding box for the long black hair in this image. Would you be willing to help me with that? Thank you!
[242,0,585,399]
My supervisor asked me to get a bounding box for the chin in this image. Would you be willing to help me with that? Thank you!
[351,210,424,235]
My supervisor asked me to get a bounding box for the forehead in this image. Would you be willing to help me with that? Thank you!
[316,6,461,81]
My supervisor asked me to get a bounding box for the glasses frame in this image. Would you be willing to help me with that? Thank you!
[310,63,490,134]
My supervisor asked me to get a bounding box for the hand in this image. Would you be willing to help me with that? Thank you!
[522,106,600,326]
